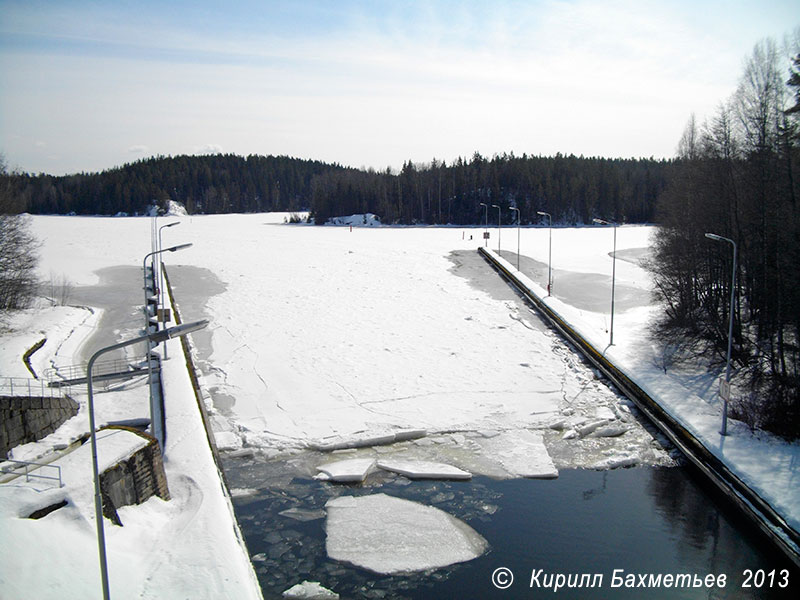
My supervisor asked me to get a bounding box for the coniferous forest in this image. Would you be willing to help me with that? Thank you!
[2,152,669,226]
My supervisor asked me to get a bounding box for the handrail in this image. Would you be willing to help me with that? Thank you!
[0,459,64,488]
[0,377,64,399]
[42,357,147,385]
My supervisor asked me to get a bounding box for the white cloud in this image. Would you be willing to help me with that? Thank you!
[128,144,149,154]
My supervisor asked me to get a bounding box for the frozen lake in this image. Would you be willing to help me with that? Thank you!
[25,214,799,597]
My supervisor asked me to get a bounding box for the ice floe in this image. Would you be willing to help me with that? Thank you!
[314,458,376,483]
[474,429,558,478]
[282,580,339,598]
[376,459,472,480]
[592,454,640,470]
[310,429,427,452]
[278,507,326,522]
[325,493,488,574]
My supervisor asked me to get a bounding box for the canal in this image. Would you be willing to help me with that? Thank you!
[163,255,798,599]
[224,454,798,599]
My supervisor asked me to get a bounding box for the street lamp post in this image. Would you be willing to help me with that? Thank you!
[491,204,501,253]
[705,232,737,436]
[142,243,192,447]
[479,202,488,247]
[593,218,617,345]
[510,207,520,270]
[537,211,552,295]
[87,320,209,600]
[157,222,181,359]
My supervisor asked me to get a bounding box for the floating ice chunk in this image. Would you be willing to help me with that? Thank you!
[591,424,629,438]
[377,459,472,480]
[562,429,579,440]
[229,487,258,498]
[478,430,558,478]
[477,429,501,438]
[279,507,327,522]
[214,431,242,451]
[315,458,376,483]
[282,580,339,598]
[311,430,426,451]
[576,420,608,438]
[227,447,255,458]
[593,406,617,421]
[394,429,428,442]
[325,493,488,574]
[593,455,639,470]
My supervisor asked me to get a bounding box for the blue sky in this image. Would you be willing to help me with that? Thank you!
[1,0,798,175]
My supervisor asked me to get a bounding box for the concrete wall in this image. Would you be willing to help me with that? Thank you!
[0,395,79,458]
[99,426,171,526]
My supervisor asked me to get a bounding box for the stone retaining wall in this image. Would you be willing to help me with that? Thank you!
[99,426,171,525]
[0,395,79,458]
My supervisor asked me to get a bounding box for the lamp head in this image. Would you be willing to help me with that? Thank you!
[148,319,209,344]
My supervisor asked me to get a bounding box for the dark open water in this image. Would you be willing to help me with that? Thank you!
[224,459,798,600]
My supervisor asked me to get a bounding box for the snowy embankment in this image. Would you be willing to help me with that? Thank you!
[0,324,262,598]
[484,231,800,543]
[1,216,264,598]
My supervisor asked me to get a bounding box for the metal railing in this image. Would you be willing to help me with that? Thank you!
[42,357,147,386]
[0,459,64,488]
[0,377,65,399]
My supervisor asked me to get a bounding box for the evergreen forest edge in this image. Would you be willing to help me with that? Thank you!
[2,151,668,227]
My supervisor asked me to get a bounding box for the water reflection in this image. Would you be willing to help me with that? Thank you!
[224,455,797,600]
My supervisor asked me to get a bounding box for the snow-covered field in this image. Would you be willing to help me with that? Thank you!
[1,212,798,596]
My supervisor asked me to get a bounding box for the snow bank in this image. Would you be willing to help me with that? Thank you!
[324,213,381,227]
[165,200,188,216]
[324,493,488,574]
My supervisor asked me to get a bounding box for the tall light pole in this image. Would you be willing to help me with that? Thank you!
[87,320,209,600]
[157,222,181,359]
[537,211,552,295]
[142,243,192,447]
[510,207,520,270]
[479,202,488,247]
[705,232,737,436]
[491,204,501,253]
[593,218,617,345]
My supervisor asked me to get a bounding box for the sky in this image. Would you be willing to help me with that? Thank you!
[1,0,798,176]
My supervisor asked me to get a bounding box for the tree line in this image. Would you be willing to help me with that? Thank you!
[3,153,345,216]
[649,38,800,437]
[310,153,669,226]
[1,151,670,225]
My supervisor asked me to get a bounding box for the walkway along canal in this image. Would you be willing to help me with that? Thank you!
[477,246,800,569]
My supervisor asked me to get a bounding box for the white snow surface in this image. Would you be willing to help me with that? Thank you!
[2,213,797,595]
[324,493,488,574]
